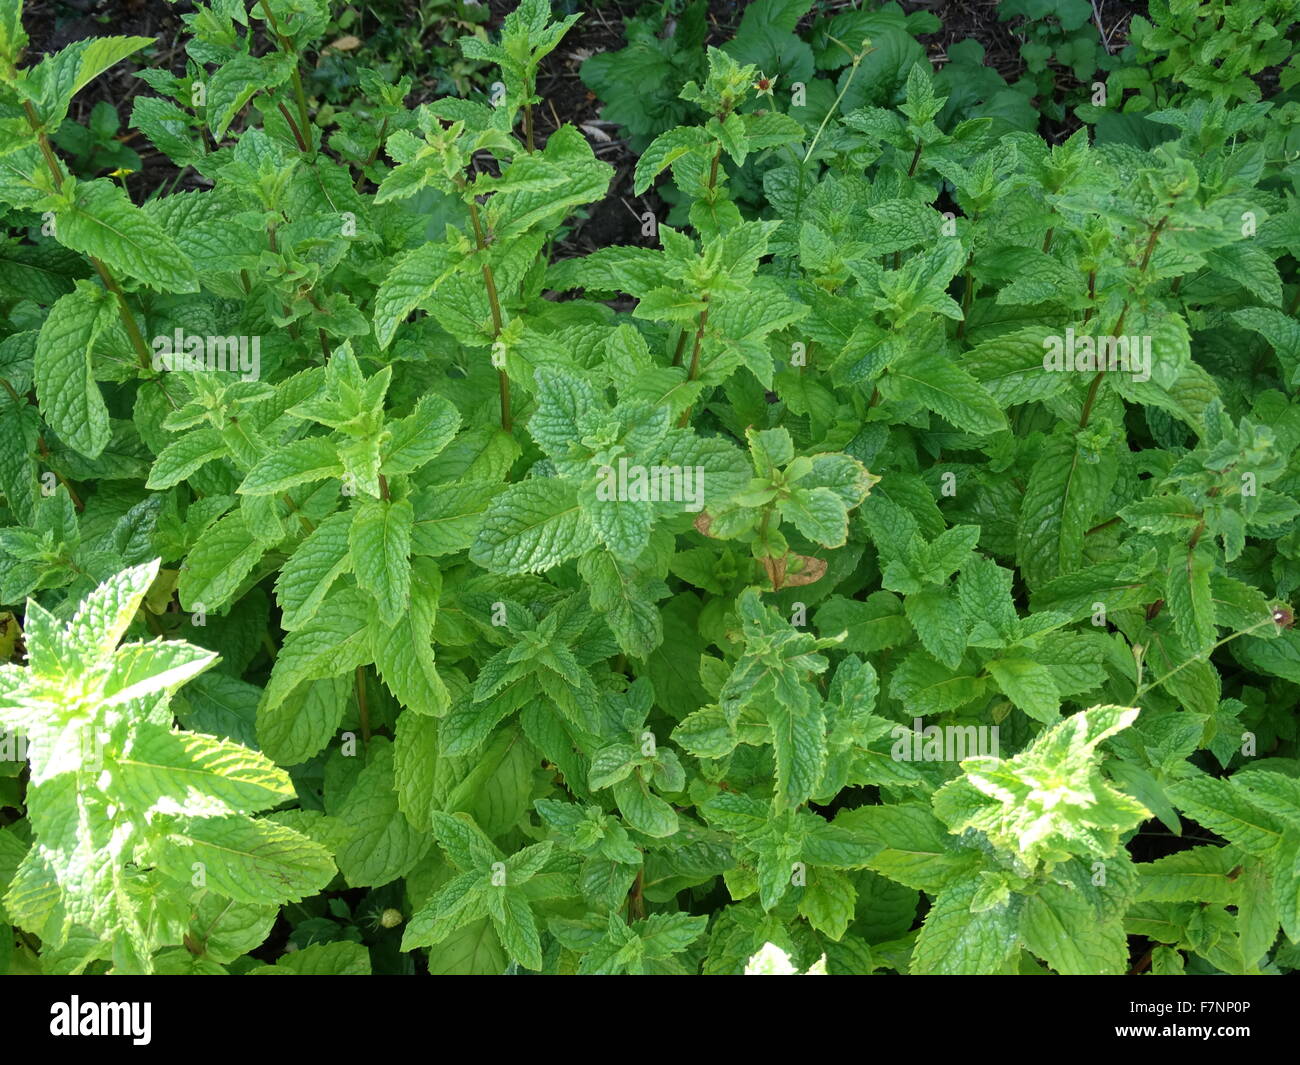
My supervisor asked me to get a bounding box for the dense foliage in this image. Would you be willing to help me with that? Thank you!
[1,0,1300,976]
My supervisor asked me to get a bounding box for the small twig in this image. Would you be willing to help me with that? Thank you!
[356,666,371,745]
[1091,0,1116,55]
[1127,945,1155,975]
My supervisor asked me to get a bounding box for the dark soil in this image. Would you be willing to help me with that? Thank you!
[23,1,196,196]
[487,0,657,252]
[19,0,1146,232]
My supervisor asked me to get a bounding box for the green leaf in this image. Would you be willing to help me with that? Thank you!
[34,281,113,459]
[612,774,679,838]
[799,868,857,941]
[248,940,371,975]
[634,126,709,195]
[814,593,911,654]
[851,804,980,893]
[1016,428,1113,590]
[257,675,350,767]
[966,326,1074,406]
[30,36,153,131]
[779,486,849,547]
[411,481,502,557]
[882,352,1006,435]
[146,428,228,490]
[373,242,457,349]
[238,437,343,495]
[178,508,267,613]
[910,876,1019,975]
[423,919,507,975]
[768,691,826,810]
[261,587,373,711]
[933,705,1148,870]
[1137,846,1246,905]
[529,366,603,458]
[1165,542,1216,657]
[1019,879,1127,975]
[889,650,986,715]
[382,395,460,475]
[987,657,1061,723]
[57,179,198,292]
[372,559,448,716]
[578,548,664,659]
[333,739,430,887]
[488,885,544,970]
[100,639,217,708]
[1168,775,1286,856]
[470,478,591,574]
[207,52,294,141]
[65,558,160,668]
[350,496,413,625]
[903,585,966,668]
[160,815,335,905]
[113,723,292,815]
[274,509,354,631]
[1238,859,1278,967]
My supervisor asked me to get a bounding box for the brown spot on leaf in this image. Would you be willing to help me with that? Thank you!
[761,553,827,591]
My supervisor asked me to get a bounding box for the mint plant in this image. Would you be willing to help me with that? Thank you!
[1,0,1299,978]
[0,561,333,973]
[1077,1,1300,144]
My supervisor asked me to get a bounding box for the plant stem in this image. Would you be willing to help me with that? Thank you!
[670,328,688,367]
[803,46,871,165]
[276,100,309,153]
[355,117,388,191]
[1138,215,1167,274]
[465,196,510,430]
[26,101,65,186]
[626,868,645,923]
[1086,515,1121,536]
[289,72,313,154]
[1078,363,1107,429]
[685,304,709,382]
[0,375,21,406]
[23,101,153,369]
[280,493,315,534]
[258,0,312,154]
[676,301,710,428]
[36,437,84,511]
[91,261,153,369]
[1134,615,1278,700]
[956,255,975,340]
[1079,215,1167,428]
[356,666,371,745]
[906,139,923,177]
